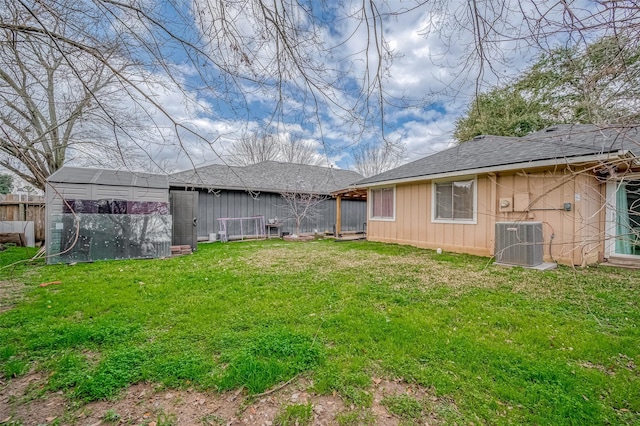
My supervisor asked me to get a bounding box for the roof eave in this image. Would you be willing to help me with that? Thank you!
[353,152,626,188]
[48,167,169,189]
[169,181,334,195]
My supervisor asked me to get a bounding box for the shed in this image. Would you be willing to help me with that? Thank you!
[46,167,171,263]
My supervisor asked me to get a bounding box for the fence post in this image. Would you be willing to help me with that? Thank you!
[19,202,26,221]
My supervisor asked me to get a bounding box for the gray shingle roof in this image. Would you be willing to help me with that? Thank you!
[47,167,169,188]
[356,124,640,186]
[170,161,363,194]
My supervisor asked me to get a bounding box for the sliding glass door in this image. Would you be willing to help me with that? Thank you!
[615,181,640,256]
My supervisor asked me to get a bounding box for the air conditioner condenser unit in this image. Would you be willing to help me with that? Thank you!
[494,222,544,267]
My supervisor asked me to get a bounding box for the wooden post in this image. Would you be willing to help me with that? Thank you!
[335,196,342,237]
[19,201,26,221]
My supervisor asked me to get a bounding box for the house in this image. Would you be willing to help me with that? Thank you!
[45,167,172,263]
[169,161,367,245]
[351,125,640,267]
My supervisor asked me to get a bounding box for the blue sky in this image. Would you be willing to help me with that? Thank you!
[107,0,606,173]
[0,0,623,194]
[121,1,467,172]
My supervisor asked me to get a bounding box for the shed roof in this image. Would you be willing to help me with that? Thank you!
[170,161,363,194]
[356,124,640,186]
[47,167,169,189]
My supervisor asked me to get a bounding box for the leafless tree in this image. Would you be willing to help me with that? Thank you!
[228,132,324,166]
[352,142,405,178]
[1,0,397,185]
[0,0,149,190]
[278,135,324,166]
[4,0,640,188]
[280,191,328,236]
[419,1,640,98]
[227,133,281,166]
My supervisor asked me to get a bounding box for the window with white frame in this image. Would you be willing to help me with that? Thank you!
[433,178,476,222]
[370,187,395,219]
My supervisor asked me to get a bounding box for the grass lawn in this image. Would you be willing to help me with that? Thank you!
[0,239,639,424]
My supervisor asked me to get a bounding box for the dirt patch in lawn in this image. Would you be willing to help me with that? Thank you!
[0,280,27,313]
[0,374,454,425]
[283,235,316,242]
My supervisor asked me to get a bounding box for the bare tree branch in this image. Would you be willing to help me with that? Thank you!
[228,131,324,166]
[280,191,328,235]
[352,141,405,177]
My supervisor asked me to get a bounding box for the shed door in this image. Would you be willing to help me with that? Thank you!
[170,190,198,250]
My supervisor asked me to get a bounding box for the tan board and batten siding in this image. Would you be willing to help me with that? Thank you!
[367,166,605,266]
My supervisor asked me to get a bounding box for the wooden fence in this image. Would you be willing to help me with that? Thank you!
[0,194,46,242]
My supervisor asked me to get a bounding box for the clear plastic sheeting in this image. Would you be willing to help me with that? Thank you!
[63,199,170,215]
[47,214,172,263]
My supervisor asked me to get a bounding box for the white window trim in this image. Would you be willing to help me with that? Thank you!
[431,176,478,225]
[605,179,640,259]
[369,185,396,221]
[605,181,617,258]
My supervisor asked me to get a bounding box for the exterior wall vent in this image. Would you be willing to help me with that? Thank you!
[495,222,544,267]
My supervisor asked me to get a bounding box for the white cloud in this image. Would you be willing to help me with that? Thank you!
[112,0,622,176]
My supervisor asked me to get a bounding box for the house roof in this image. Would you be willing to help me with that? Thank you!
[47,167,169,189]
[356,124,640,186]
[170,161,364,195]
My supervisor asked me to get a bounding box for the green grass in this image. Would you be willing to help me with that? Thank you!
[274,403,313,426]
[335,409,376,425]
[102,408,121,423]
[1,241,639,424]
[0,245,41,279]
[381,394,424,419]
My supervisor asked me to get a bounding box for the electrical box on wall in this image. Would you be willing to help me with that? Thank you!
[499,197,513,212]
